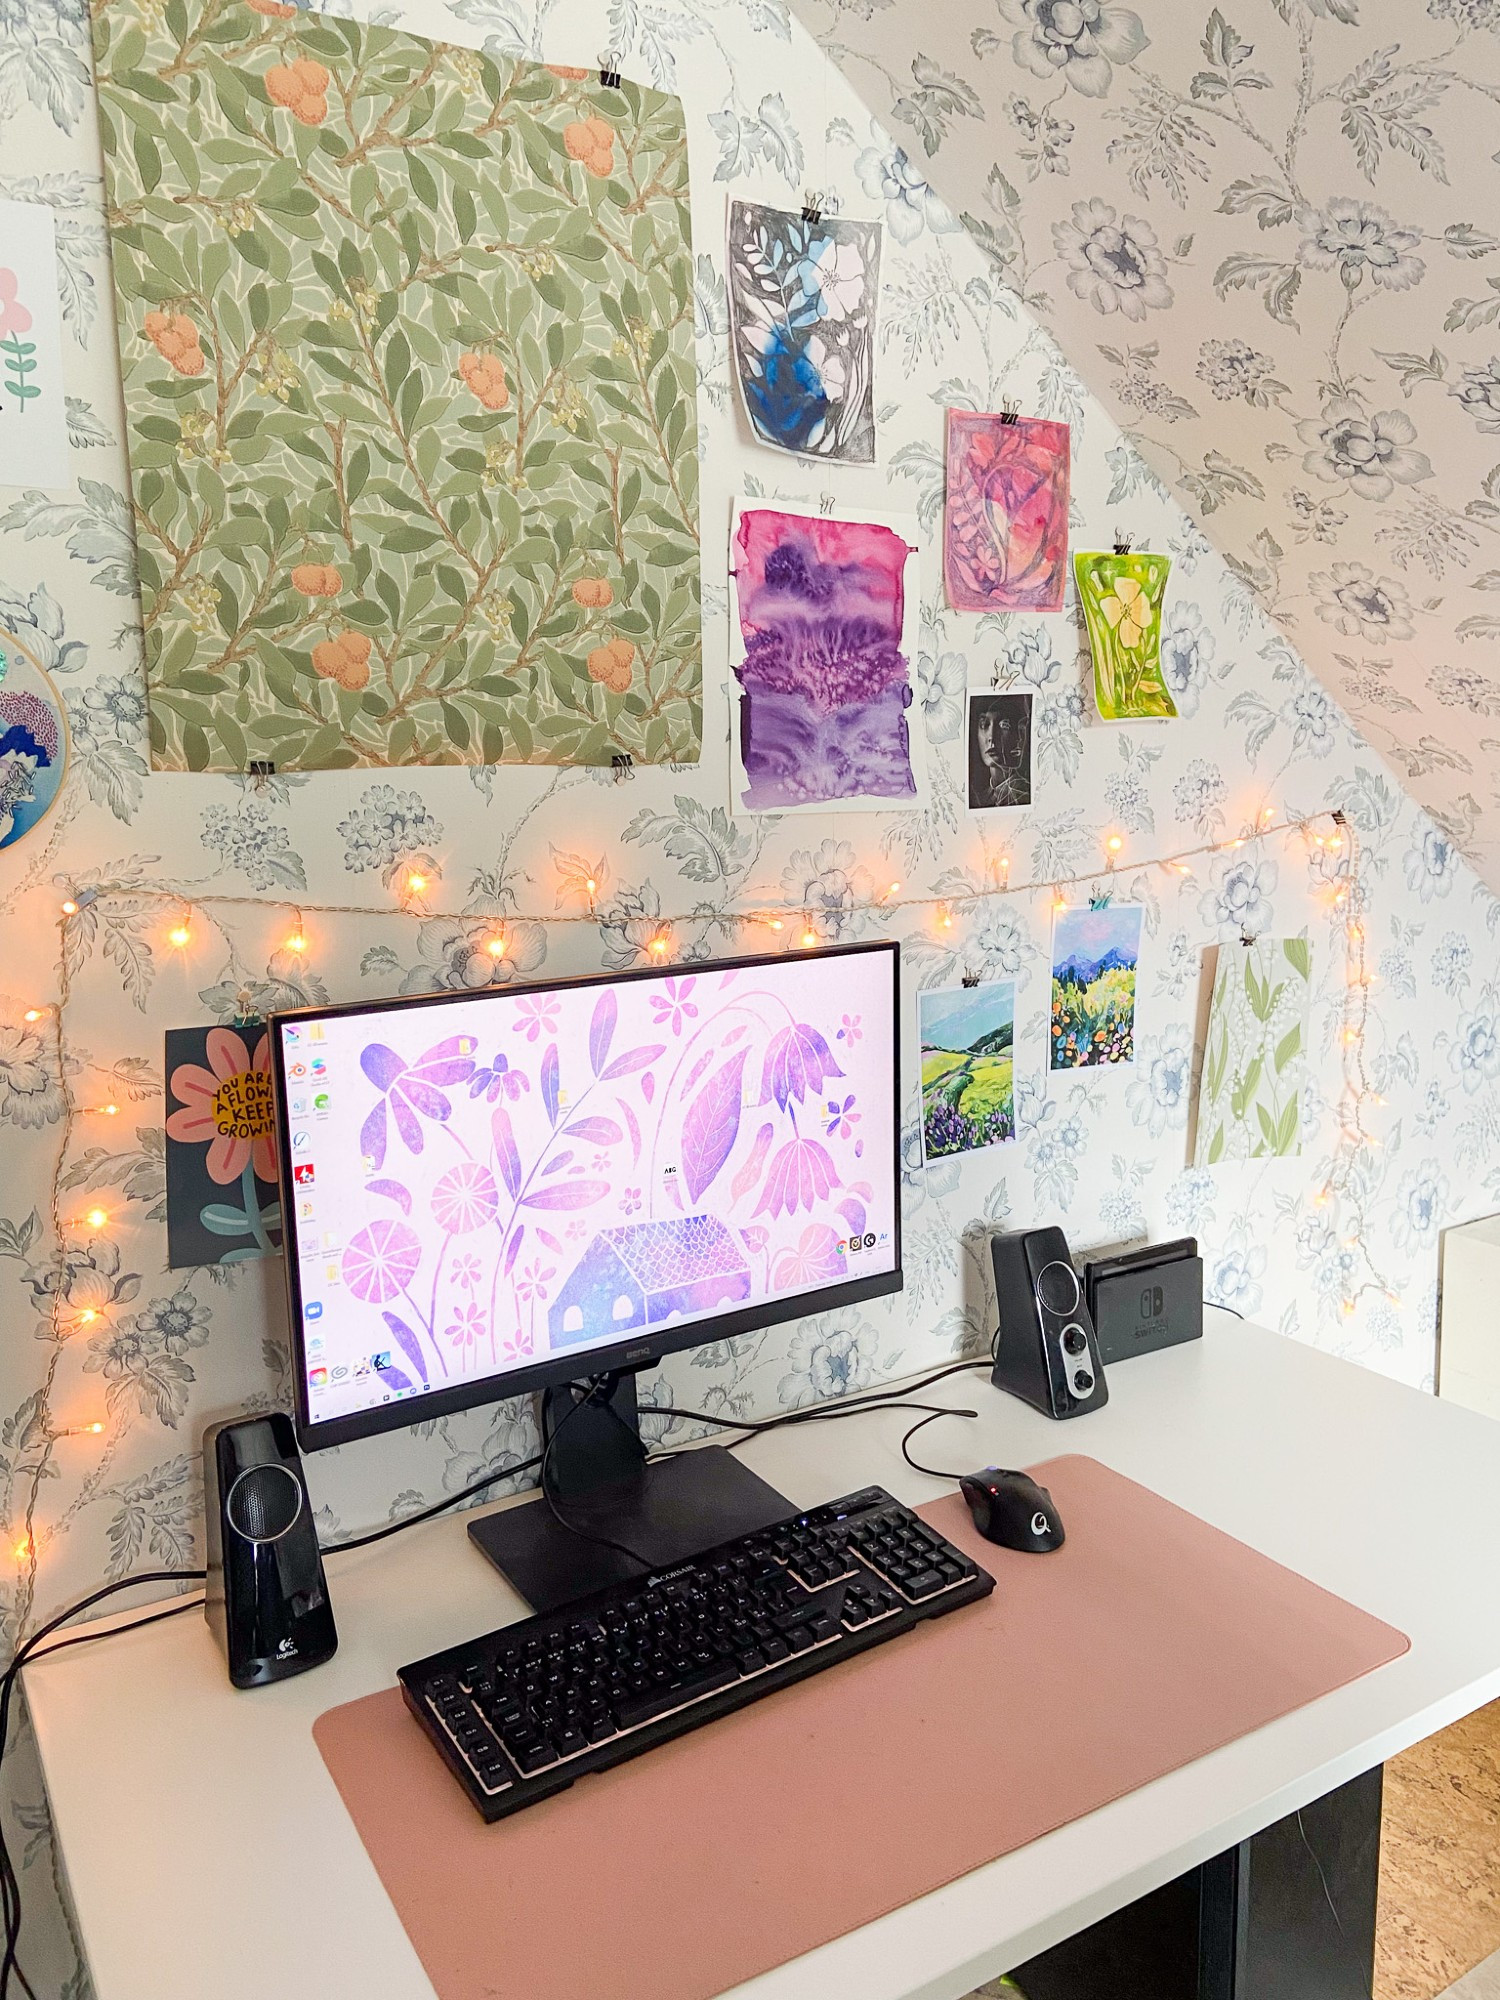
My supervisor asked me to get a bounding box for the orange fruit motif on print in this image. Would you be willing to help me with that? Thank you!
[291,563,343,598]
[586,637,635,692]
[265,59,330,126]
[311,632,372,691]
[563,116,615,177]
[143,310,205,376]
[458,352,509,410]
[571,578,613,610]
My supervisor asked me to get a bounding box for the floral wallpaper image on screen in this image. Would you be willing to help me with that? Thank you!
[1050,903,1143,1070]
[91,1,701,773]
[310,963,894,1410]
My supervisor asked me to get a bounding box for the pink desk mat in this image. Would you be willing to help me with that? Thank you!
[313,1454,1408,2000]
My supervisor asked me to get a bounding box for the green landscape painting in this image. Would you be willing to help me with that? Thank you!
[1050,903,1142,1070]
[918,982,1016,1162]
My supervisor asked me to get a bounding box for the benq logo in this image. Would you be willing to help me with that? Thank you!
[1140,1285,1164,1320]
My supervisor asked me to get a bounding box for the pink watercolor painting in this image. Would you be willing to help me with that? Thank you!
[944,412,1070,614]
[730,504,922,814]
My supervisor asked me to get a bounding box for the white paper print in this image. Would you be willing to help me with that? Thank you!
[0,201,70,491]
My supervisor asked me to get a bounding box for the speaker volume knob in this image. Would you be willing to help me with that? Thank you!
[226,1462,304,1544]
[1061,1324,1087,1357]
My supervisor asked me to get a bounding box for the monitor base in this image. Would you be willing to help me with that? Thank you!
[467,1377,793,1615]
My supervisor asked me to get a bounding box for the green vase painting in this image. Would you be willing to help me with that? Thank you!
[92,1,702,773]
[1194,938,1312,1165]
[1074,550,1175,722]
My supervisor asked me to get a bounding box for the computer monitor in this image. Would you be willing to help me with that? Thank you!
[270,940,902,1607]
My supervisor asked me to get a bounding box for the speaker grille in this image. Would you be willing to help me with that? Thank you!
[226,1462,303,1544]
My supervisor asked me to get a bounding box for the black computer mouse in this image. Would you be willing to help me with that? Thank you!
[958,1469,1065,1553]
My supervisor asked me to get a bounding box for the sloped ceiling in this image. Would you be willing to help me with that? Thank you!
[799,0,1500,887]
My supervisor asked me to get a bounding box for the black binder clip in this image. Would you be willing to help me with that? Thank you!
[1240,930,1258,949]
[999,400,1020,426]
[611,752,634,784]
[801,188,822,224]
[961,968,982,989]
[247,758,275,791]
[1113,534,1133,557]
[1089,891,1112,912]
[598,51,622,87]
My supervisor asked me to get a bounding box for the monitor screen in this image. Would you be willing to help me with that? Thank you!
[274,941,902,1449]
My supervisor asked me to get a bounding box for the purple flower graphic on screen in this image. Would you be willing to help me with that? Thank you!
[467,1052,529,1104]
[837,1014,863,1045]
[515,1259,555,1304]
[359,1037,477,1169]
[760,1023,844,1110]
[430,1161,500,1234]
[514,994,559,1042]
[451,1253,482,1289]
[649,977,699,1036]
[443,1302,486,1353]
[754,1136,840,1218]
[824,1094,859,1138]
[343,1218,422,1303]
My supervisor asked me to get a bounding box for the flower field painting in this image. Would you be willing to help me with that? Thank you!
[918,983,1015,1163]
[291,957,897,1423]
[91,2,701,772]
[164,1026,282,1267]
[729,502,925,814]
[1074,551,1176,722]
[1050,903,1142,1070]
[727,201,880,463]
[944,412,1069,613]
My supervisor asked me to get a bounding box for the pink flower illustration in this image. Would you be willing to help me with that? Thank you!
[515,1258,555,1304]
[444,1302,486,1352]
[451,1252,482,1289]
[837,1013,863,1045]
[514,994,559,1042]
[649,976,699,1036]
[0,271,33,342]
[343,1218,422,1303]
[753,1136,840,1219]
[165,1028,277,1185]
[431,1160,500,1234]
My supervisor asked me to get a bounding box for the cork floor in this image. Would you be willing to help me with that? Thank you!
[957,1694,1500,2000]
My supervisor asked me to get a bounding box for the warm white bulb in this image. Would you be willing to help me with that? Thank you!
[85,1208,107,1230]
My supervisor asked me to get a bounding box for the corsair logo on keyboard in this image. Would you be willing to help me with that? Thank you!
[649,1564,697,1585]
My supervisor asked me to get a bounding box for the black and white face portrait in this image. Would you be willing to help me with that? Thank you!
[967,692,1032,811]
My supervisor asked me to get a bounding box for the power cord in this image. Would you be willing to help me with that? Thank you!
[318,1450,542,1556]
[898,1404,982,1479]
[537,1377,657,1571]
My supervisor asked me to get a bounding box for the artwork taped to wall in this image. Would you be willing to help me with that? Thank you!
[944,412,1069,614]
[727,201,880,464]
[1195,938,1312,1166]
[967,691,1031,810]
[92,4,701,774]
[0,200,70,491]
[919,982,1016,1163]
[0,626,67,852]
[1074,551,1175,722]
[729,501,925,815]
[164,1026,282,1269]
[1051,902,1142,1070]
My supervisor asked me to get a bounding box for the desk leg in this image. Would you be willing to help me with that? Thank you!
[1007,1766,1383,2000]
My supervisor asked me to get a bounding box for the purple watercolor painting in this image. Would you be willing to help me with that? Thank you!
[291,958,899,1424]
[944,412,1070,614]
[730,504,924,815]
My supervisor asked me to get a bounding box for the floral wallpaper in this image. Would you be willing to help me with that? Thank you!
[4,0,1500,1988]
[802,0,1500,890]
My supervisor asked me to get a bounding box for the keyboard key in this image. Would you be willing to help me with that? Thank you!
[615,1661,738,1730]
[760,1634,791,1664]
[903,1570,947,1600]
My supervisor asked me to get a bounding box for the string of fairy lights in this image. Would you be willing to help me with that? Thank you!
[9,799,1388,1572]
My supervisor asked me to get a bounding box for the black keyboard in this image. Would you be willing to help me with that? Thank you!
[399,1485,994,1821]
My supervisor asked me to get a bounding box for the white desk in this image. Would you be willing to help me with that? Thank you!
[24,1320,1500,2000]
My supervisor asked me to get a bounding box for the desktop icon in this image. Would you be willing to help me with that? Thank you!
[293,1163,315,1186]
[289,1062,307,1080]
[308,1023,325,1042]
[290,1097,308,1117]
[284,1026,302,1044]
[290,1130,311,1152]
[310,1057,327,1077]
[309,1368,328,1389]
[304,1302,323,1321]
[313,1092,330,1112]
[370,1350,391,1372]
[299,1200,315,1221]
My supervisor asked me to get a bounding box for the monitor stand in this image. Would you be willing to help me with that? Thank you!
[466,1371,794,1616]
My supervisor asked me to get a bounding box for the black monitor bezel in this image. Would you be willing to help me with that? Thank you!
[271,939,904,1452]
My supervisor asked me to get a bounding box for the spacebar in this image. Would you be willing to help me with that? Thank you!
[615,1663,739,1729]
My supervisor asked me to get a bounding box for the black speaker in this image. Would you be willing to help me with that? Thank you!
[203,1413,337,1688]
[990,1227,1109,1420]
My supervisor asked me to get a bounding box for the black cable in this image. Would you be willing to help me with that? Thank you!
[898,1405,981,1479]
[1206,1300,1244,1320]
[319,1451,542,1557]
[0,1570,207,2000]
[649,1357,994,1448]
[538,1378,657,1571]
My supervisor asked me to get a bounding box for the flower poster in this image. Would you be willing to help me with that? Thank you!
[0,625,68,852]
[727,201,880,463]
[164,1027,282,1269]
[1074,551,1176,722]
[1051,902,1142,1069]
[944,413,1069,613]
[0,201,70,491]
[92,5,701,773]
[1195,938,1312,1166]
[918,983,1016,1163]
[729,502,925,815]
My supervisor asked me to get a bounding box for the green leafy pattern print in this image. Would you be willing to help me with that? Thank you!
[1194,937,1312,1167]
[92,3,701,772]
